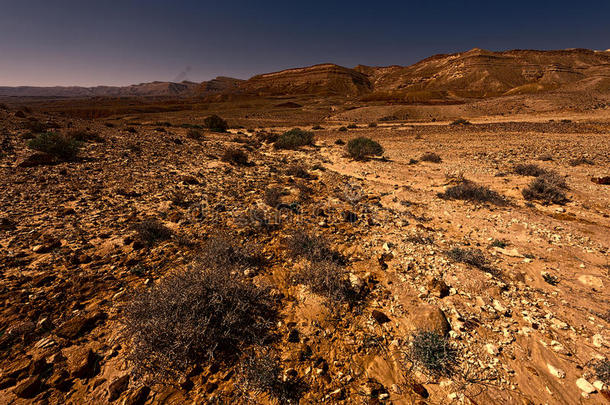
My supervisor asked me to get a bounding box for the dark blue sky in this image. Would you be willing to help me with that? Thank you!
[1,0,609,86]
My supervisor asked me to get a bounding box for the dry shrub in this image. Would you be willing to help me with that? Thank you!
[122,267,277,381]
[291,260,356,304]
[446,247,501,277]
[187,129,204,140]
[264,186,284,208]
[569,157,594,166]
[450,118,471,125]
[199,231,267,271]
[67,129,104,143]
[593,358,610,384]
[285,230,344,264]
[24,120,48,133]
[514,163,547,177]
[407,330,458,378]
[439,180,505,205]
[134,219,173,246]
[420,152,442,163]
[285,163,309,179]
[296,182,313,202]
[222,148,249,165]
[522,172,568,205]
[204,114,228,132]
[239,350,307,404]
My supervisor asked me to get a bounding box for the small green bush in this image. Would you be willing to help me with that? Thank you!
[274,128,314,150]
[204,115,228,132]
[347,137,384,160]
[28,132,81,160]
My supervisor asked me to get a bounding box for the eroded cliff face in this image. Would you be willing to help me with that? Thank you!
[240,63,372,96]
[357,48,610,100]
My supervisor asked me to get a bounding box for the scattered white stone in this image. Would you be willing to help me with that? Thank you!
[592,334,605,348]
[547,363,565,379]
[486,343,499,356]
[576,378,596,394]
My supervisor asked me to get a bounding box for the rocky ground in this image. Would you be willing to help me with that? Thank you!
[0,104,608,404]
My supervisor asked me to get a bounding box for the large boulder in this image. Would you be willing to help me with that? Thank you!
[410,305,451,336]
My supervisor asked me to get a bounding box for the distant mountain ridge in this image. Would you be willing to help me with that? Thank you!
[0,78,240,98]
[2,48,609,100]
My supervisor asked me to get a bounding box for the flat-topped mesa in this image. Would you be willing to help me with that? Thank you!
[240,63,372,96]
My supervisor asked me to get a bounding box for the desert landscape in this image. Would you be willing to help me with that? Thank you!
[0,46,609,405]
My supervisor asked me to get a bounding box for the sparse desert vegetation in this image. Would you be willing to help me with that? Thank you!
[0,48,609,405]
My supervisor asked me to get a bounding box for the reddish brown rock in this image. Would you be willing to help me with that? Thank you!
[66,347,98,378]
[13,376,43,399]
[411,305,451,336]
[107,375,130,401]
[427,277,450,298]
[55,311,105,339]
[16,152,57,167]
[122,386,150,405]
[371,310,391,325]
